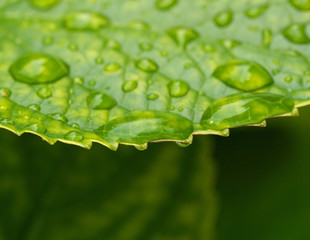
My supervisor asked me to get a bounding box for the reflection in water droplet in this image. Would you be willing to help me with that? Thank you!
[156,0,178,10]
[147,93,159,100]
[9,53,69,84]
[0,88,11,97]
[87,92,117,110]
[244,5,269,18]
[65,131,84,141]
[64,12,109,31]
[213,60,273,91]
[214,11,233,27]
[139,43,153,51]
[289,0,310,10]
[136,58,159,72]
[167,27,199,48]
[283,24,310,44]
[168,80,189,98]
[104,63,121,72]
[28,104,41,111]
[37,87,52,99]
[100,111,193,145]
[29,0,61,10]
[122,80,138,92]
[201,93,295,130]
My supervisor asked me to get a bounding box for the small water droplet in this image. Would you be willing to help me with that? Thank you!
[176,141,191,147]
[202,44,215,52]
[244,4,269,18]
[170,106,175,110]
[50,113,68,122]
[104,39,121,50]
[64,12,109,31]
[272,69,280,75]
[147,93,159,100]
[29,0,61,10]
[128,20,150,30]
[37,87,52,99]
[70,123,80,128]
[168,80,189,98]
[104,63,121,72]
[27,123,46,133]
[9,53,69,84]
[0,119,14,125]
[284,76,293,83]
[214,10,233,27]
[87,92,117,110]
[139,42,153,51]
[65,131,84,141]
[262,29,272,47]
[68,43,78,51]
[0,88,11,97]
[73,76,84,85]
[156,0,178,10]
[220,39,240,49]
[289,0,310,10]
[213,60,273,91]
[88,80,96,86]
[42,36,54,45]
[283,24,310,44]
[95,57,104,64]
[168,27,199,48]
[122,80,138,92]
[178,107,184,112]
[28,104,41,111]
[135,143,148,151]
[136,58,158,72]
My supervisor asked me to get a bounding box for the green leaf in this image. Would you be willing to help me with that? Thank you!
[0,131,217,240]
[1,0,310,149]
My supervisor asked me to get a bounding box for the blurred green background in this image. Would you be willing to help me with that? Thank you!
[1,106,310,239]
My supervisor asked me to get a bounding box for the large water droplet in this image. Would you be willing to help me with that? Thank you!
[9,53,69,84]
[244,5,269,18]
[167,27,199,48]
[0,88,11,98]
[201,93,295,130]
[64,12,109,31]
[65,131,84,141]
[99,111,193,145]
[168,80,189,98]
[136,58,159,72]
[87,92,117,110]
[156,0,178,10]
[213,60,273,91]
[214,11,233,27]
[37,87,52,98]
[289,0,310,10]
[283,24,310,44]
[122,80,138,92]
[29,0,61,10]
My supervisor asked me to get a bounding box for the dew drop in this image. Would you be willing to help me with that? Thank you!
[50,113,68,122]
[283,24,310,44]
[284,76,293,83]
[220,39,240,49]
[104,39,121,50]
[201,93,295,130]
[135,143,148,151]
[37,87,52,99]
[70,123,80,128]
[156,0,178,10]
[167,27,199,48]
[128,20,150,30]
[104,63,121,72]
[289,0,310,10]
[88,80,96,86]
[214,10,233,27]
[176,141,191,147]
[122,80,138,92]
[168,80,189,98]
[65,131,84,141]
[244,4,269,18]
[9,53,69,84]
[202,44,215,53]
[262,29,273,47]
[0,88,11,97]
[87,92,117,110]
[42,36,54,45]
[147,93,159,100]
[178,107,184,112]
[213,60,273,91]
[136,58,159,72]
[73,76,84,85]
[64,12,109,31]
[95,57,104,64]
[27,123,46,133]
[0,119,14,125]
[28,104,41,111]
[139,42,153,51]
[29,0,61,10]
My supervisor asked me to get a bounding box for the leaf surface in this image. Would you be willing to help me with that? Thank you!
[1,0,310,149]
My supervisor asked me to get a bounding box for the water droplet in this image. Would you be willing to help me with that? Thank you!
[284,76,293,83]
[104,39,121,50]
[28,104,41,111]
[244,4,269,18]
[135,143,148,151]
[50,113,68,122]
[0,88,11,97]
[88,80,96,86]
[272,69,280,75]
[213,60,273,91]
[104,63,121,72]
[65,131,84,141]
[168,80,189,98]
[201,93,295,130]
[122,80,138,92]
[29,0,61,10]
[37,87,52,99]
[214,11,233,27]
[87,92,117,110]
[136,58,159,72]
[27,123,46,133]
[220,39,240,49]
[176,141,191,147]
[283,24,310,44]
[0,119,14,125]
[289,0,310,10]
[95,57,104,64]
[68,43,78,51]
[42,36,54,45]
[262,29,272,47]
[167,27,199,48]
[202,44,215,52]
[70,123,80,128]
[73,76,84,85]
[64,12,109,31]
[139,42,153,51]
[147,93,159,100]
[128,20,150,30]
[156,0,178,10]
[9,53,69,84]
[178,107,184,112]
[100,111,193,145]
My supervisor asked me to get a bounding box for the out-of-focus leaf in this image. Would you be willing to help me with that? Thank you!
[0,132,217,240]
